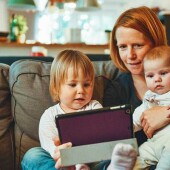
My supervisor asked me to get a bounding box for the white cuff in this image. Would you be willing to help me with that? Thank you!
[76,164,90,170]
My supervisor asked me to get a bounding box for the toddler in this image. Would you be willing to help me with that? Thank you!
[39,49,102,169]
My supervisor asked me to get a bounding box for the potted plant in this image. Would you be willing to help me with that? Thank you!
[10,14,28,43]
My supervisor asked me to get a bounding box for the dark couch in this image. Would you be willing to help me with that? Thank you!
[0,55,119,170]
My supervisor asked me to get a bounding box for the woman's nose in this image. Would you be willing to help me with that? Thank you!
[127,48,136,59]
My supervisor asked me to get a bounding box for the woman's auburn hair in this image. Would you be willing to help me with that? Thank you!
[49,49,95,102]
[110,6,167,72]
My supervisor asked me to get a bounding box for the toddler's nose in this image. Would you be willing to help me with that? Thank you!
[77,85,84,94]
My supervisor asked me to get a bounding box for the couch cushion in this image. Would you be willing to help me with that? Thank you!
[0,63,14,170]
[93,60,119,79]
[10,60,54,139]
[93,75,111,105]
[9,60,55,169]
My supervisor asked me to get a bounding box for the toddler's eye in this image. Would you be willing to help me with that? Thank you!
[68,83,76,87]
[84,83,90,87]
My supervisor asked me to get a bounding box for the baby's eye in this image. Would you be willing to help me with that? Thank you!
[161,71,167,76]
[146,74,153,78]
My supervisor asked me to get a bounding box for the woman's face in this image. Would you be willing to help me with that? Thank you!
[116,26,153,75]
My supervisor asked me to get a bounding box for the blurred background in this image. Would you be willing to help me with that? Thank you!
[1,0,170,45]
[1,0,170,57]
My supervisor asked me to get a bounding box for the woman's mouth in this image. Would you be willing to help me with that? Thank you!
[128,62,141,69]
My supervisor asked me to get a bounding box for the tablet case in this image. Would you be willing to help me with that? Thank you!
[60,138,138,166]
[55,104,134,146]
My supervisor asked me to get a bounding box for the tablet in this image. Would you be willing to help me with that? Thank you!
[55,104,133,146]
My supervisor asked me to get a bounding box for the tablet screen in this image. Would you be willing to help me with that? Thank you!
[55,104,133,146]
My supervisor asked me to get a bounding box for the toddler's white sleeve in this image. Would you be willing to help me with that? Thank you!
[76,164,90,170]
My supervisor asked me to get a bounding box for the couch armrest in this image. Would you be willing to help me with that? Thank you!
[0,63,14,170]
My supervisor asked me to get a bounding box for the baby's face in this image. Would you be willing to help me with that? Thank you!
[144,57,170,95]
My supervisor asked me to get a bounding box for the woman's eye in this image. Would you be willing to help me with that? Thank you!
[118,45,126,50]
[134,44,143,49]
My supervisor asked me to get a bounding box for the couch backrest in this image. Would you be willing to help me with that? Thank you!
[0,56,54,65]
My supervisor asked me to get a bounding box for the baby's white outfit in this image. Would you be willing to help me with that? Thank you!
[133,90,170,170]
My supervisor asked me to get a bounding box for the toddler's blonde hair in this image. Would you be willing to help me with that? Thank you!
[50,49,95,102]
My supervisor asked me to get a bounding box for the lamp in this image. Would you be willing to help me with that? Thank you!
[53,0,76,10]
[33,0,48,11]
[76,0,100,11]
[65,0,76,2]
[50,0,100,11]
[8,0,36,10]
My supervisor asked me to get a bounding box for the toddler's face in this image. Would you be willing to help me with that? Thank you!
[144,58,170,94]
[59,67,94,113]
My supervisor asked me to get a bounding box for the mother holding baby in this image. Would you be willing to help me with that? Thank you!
[95,5,170,170]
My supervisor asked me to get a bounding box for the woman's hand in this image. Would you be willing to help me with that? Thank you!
[140,106,170,138]
[53,137,75,170]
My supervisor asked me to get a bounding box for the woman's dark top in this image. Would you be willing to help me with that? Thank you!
[103,73,141,111]
[93,73,147,170]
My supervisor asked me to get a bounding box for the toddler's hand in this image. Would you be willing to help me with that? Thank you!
[53,141,74,169]
[107,143,137,170]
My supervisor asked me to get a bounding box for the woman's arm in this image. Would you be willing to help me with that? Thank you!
[140,106,170,138]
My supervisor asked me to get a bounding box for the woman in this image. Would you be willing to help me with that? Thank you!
[94,6,170,170]
[105,5,169,141]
